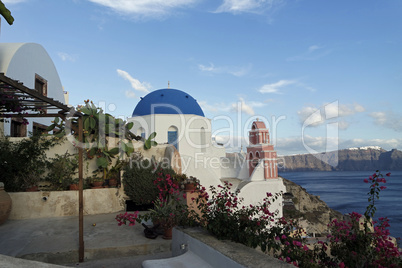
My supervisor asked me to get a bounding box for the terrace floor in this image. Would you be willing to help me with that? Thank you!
[0,212,172,267]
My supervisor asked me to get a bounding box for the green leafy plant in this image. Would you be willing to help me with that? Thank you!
[0,134,58,191]
[47,100,157,182]
[117,170,190,231]
[107,158,125,179]
[46,152,78,190]
[143,132,158,150]
[123,158,176,205]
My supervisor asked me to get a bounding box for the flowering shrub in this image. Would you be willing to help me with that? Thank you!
[193,173,401,268]
[276,171,401,267]
[324,171,401,268]
[115,211,139,226]
[193,181,284,251]
[123,160,176,205]
[117,171,189,230]
[149,172,189,228]
[153,172,181,203]
[364,170,391,220]
[117,171,401,267]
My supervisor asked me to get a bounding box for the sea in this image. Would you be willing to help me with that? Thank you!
[279,171,402,239]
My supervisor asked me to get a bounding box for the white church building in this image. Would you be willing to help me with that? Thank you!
[129,88,286,216]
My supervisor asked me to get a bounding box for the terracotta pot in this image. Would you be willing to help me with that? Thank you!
[163,227,173,240]
[69,184,79,191]
[184,183,196,192]
[109,179,117,187]
[0,182,12,225]
[92,181,103,187]
[25,186,38,192]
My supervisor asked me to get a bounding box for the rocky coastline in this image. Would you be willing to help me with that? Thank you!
[281,176,344,236]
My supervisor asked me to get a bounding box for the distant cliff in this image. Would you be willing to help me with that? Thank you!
[279,147,402,171]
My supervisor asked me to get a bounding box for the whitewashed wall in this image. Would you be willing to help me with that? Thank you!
[238,179,286,219]
[129,114,226,186]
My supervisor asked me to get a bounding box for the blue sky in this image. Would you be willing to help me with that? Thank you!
[2,0,402,155]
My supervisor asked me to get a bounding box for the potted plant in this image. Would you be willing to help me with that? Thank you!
[106,159,125,188]
[90,177,104,188]
[24,173,39,192]
[68,178,80,190]
[180,176,200,192]
[139,197,186,239]
[46,152,78,190]
[117,170,192,240]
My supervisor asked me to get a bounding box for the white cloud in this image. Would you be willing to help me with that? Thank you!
[200,97,265,116]
[125,90,136,99]
[369,111,402,132]
[287,44,331,61]
[298,102,365,129]
[308,45,321,52]
[198,62,251,77]
[198,63,217,72]
[298,106,322,126]
[231,97,255,115]
[258,80,296,94]
[88,0,198,18]
[116,69,151,93]
[198,100,231,113]
[215,0,283,14]
[57,52,76,62]
[338,121,350,130]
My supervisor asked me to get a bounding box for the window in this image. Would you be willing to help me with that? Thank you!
[35,74,48,113]
[200,127,206,152]
[10,119,27,137]
[137,127,145,139]
[168,126,179,150]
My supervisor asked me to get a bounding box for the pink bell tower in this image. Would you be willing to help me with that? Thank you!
[246,119,278,179]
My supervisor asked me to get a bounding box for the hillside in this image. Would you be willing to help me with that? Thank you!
[279,147,402,172]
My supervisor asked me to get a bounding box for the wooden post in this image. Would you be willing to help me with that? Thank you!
[78,116,84,262]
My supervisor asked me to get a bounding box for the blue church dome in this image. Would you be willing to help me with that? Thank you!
[132,88,205,117]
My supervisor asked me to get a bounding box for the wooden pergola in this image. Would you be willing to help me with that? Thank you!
[0,73,86,262]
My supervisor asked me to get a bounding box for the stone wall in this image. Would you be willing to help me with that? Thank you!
[5,137,178,220]
[8,188,126,219]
